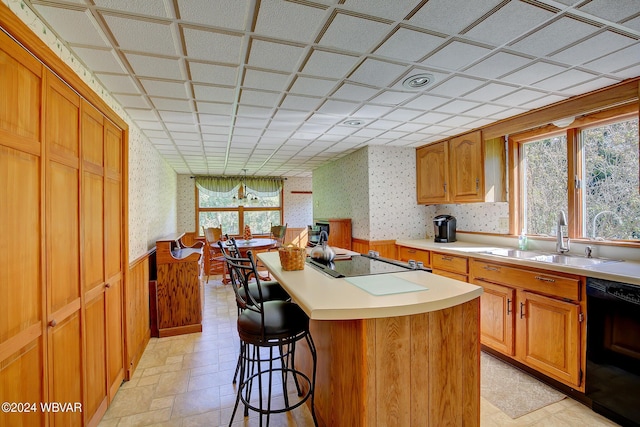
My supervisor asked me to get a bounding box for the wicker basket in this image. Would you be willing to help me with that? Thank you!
[278,244,306,271]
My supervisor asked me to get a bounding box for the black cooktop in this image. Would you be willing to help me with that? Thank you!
[306,254,431,278]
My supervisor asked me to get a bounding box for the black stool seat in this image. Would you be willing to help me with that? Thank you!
[238,281,290,303]
[238,300,309,342]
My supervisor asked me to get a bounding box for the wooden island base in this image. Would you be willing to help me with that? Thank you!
[296,298,480,427]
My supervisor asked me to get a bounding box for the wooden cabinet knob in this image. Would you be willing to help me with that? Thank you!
[105,282,112,289]
[49,319,57,327]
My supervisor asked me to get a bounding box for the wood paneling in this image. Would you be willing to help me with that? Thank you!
[352,239,397,259]
[82,172,104,291]
[46,76,80,160]
[84,295,107,422]
[125,256,151,379]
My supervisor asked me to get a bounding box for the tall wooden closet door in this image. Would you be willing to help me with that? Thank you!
[81,102,108,424]
[104,120,124,400]
[45,72,84,426]
[0,33,46,427]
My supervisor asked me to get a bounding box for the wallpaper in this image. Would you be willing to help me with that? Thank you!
[3,0,179,261]
[435,202,510,236]
[313,148,370,238]
[176,175,313,232]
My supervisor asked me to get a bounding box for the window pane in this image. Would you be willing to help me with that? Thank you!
[582,118,640,240]
[244,211,281,235]
[522,135,568,235]
[199,211,239,236]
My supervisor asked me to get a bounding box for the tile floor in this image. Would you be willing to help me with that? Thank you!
[99,278,621,427]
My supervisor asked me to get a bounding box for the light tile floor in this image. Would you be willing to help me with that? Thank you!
[99,278,620,427]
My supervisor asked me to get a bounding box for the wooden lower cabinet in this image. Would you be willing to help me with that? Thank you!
[470,259,583,389]
[432,251,468,282]
[396,245,430,266]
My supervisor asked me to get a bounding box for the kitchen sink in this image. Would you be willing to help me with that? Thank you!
[486,248,541,259]
[529,254,620,267]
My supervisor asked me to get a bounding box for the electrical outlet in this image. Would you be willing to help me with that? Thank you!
[499,217,509,230]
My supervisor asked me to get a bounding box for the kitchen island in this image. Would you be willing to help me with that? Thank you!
[257,251,483,427]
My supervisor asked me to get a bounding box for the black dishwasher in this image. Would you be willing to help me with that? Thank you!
[586,277,640,426]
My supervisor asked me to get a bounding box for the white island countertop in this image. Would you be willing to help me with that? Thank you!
[257,251,482,320]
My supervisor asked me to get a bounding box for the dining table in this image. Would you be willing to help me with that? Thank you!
[222,237,277,282]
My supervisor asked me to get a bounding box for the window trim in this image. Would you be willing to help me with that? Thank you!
[509,105,639,246]
[194,186,284,237]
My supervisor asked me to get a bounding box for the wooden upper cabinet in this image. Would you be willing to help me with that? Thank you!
[416,141,449,204]
[449,130,484,202]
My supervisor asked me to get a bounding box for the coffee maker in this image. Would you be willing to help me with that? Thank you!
[433,215,456,243]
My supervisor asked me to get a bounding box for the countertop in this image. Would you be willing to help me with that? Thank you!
[257,251,483,321]
[396,239,640,286]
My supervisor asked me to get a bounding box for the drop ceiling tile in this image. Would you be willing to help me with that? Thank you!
[624,15,640,32]
[143,129,169,139]
[348,58,407,87]
[578,0,640,22]
[583,42,640,73]
[318,99,359,116]
[304,50,361,81]
[367,119,402,130]
[429,76,485,97]
[462,82,519,102]
[201,125,230,134]
[409,0,503,35]
[33,5,109,47]
[141,79,188,98]
[189,62,239,86]
[234,117,269,128]
[306,113,343,125]
[369,90,416,106]
[159,111,195,123]
[254,0,327,43]
[193,84,236,103]
[136,120,164,130]
[289,76,337,97]
[248,39,306,73]
[393,122,427,133]
[273,109,308,122]
[331,83,379,102]
[280,94,322,111]
[113,93,150,108]
[199,114,232,125]
[614,63,640,79]
[236,105,273,118]
[342,0,420,21]
[352,104,393,118]
[403,94,450,110]
[166,123,198,133]
[465,1,555,46]
[72,47,125,73]
[464,103,509,117]
[561,77,621,96]
[231,127,262,137]
[533,69,598,91]
[96,73,139,93]
[375,28,446,62]
[169,131,200,140]
[239,89,281,107]
[320,13,391,53]
[196,102,233,115]
[438,115,478,128]
[421,41,493,71]
[463,52,532,79]
[94,0,168,17]
[494,88,547,106]
[125,53,183,79]
[501,61,568,85]
[518,94,568,109]
[151,97,192,112]
[509,17,599,57]
[435,100,481,114]
[383,108,423,121]
[177,0,250,30]
[552,31,637,66]
[103,14,177,56]
[183,28,243,63]
[243,69,291,92]
[125,108,157,121]
[325,126,357,136]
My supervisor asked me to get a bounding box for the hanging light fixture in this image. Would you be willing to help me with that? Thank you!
[234,169,258,204]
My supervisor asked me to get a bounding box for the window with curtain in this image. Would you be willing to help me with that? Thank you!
[195,176,284,236]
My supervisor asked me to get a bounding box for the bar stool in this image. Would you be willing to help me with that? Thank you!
[218,239,290,385]
[221,249,318,427]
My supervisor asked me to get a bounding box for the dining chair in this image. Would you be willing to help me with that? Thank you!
[221,248,317,427]
[203,225,224,282]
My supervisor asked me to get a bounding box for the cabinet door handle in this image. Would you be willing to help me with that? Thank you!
[520,302,525,319]
[441,256,453,261]
[483,265,500,271]
[408,249,416,253]
[443,183,447,193]
[49,319,57,328]
[534,276,555,283]
[105,282,112,289]
[476,177,480,191]
[507,298,512,316]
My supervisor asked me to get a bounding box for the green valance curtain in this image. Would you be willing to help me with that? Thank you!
[194,176,284,195]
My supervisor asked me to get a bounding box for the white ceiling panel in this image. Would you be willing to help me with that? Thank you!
[409,0,504,35]
[421,41,493,71]
[375,28,446,62]
[465,1,555,45]
[26,0,640,176]
[177,0,250,30]
[33,5,109,47]
[125,53,183,79]
[248,39,306,73]
[103,15,177,56]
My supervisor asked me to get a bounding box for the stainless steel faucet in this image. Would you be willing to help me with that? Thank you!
[556,211,570,253]
[592,210,623,239]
